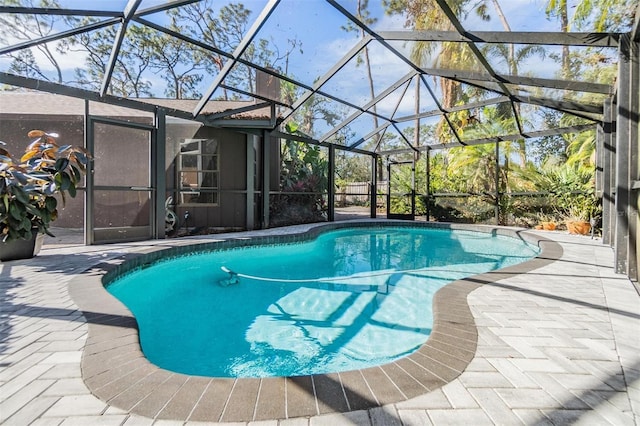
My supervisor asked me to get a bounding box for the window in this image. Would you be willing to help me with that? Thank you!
[178,138,219,205]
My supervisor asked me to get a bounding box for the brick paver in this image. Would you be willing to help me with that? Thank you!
[1,224,639,425]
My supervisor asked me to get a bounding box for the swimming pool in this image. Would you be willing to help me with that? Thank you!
[106,224,539,378]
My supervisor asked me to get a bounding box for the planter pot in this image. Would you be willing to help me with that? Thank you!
[0,232,45,261]
[566,220,591,235]
[542,221,556,231]
[534,222,556,231]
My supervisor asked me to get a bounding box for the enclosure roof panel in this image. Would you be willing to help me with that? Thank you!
[0,0,638,154]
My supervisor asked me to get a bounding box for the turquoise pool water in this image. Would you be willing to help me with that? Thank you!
[107,226,539,378]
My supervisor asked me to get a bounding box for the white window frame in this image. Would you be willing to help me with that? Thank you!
[178,138,219,206]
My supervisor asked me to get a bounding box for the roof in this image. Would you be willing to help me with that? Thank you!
[0,92,272,120]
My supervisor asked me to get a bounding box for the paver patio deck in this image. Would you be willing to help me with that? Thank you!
[1,221,639,425]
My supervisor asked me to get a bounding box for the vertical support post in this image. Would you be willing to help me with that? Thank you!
[84,99,93,245]
[246,134,256,230]
[495,141,500,224]
[596,99,613,244]
[628,37,639,279]
[411,154,416,218]
[614,35,632,275]
[426,147,431,221]
[386,160,391,217]
[327,144,335,222]
[603,99,616,245]
[414,74,421,149]
[414,75,420,221]
[153,108,166,239]
[596,119,604,198]
[370,154,377,218]
[261,131,270,229]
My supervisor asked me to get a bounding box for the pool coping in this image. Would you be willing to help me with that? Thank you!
[68,221,562,423]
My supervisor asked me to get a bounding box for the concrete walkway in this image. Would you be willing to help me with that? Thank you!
[1,225,639,425]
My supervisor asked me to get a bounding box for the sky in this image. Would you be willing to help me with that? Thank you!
[0,0,619,142]
[0,0,597,86]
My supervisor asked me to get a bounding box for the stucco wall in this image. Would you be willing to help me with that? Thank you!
[167,125,249,230]
[0,114,259,236]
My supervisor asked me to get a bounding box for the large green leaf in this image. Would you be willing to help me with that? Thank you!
[55,158,69,172]
[54,173,62,189]
[45,196,57,212]
[285,122,299,133]
[24,202,39,215]
[70,165,81,182]
[20,216,32,232]
[60,173,71,191]
[11,185,29,204]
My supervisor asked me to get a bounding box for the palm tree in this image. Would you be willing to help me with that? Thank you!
[446,105,533,223]
[384,0,476,111]
[343,0,383,178]
[545,0,571,77]
[572,0,636,32]
[449,107,519,187]
[481,42,546,166]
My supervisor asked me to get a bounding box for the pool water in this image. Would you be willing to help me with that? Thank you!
[107,227,539,378]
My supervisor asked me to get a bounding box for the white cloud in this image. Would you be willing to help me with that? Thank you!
[1,39,90,83]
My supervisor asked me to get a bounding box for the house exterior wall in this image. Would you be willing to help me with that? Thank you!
[166,124,250,231]
[0,113,259,237]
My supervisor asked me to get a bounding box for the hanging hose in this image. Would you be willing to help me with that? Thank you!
[218,265,430,285]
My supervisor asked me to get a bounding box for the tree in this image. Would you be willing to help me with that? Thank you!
[62,20,154,97]
[543,0,635,77]
[571,0,636,32]
[543,0,632,171]
[343,0,381,142]
[384,0,483,108]
[447,107,519,191]
[272,126,329,226]
[169,2,250,100]
[383,0,486,148]
[481,41,546,166]
[169,1,301,100]
[144,30,204,99]
[545,0,571,77]
[287,91,343,139]
[528,109,568,164]
[336,152,371,184]
[0,0,65,83]
[6,50,44,81]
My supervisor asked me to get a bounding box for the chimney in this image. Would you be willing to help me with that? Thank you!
[256,68,280,102]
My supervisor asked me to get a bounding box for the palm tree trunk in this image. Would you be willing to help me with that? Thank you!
[491,0,514,72]
[491,0,527,166]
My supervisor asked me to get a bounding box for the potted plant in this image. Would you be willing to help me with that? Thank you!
[537,161,599,236]
[534,212,557,231]
[0,130,89,261]
[563,192,599,235]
